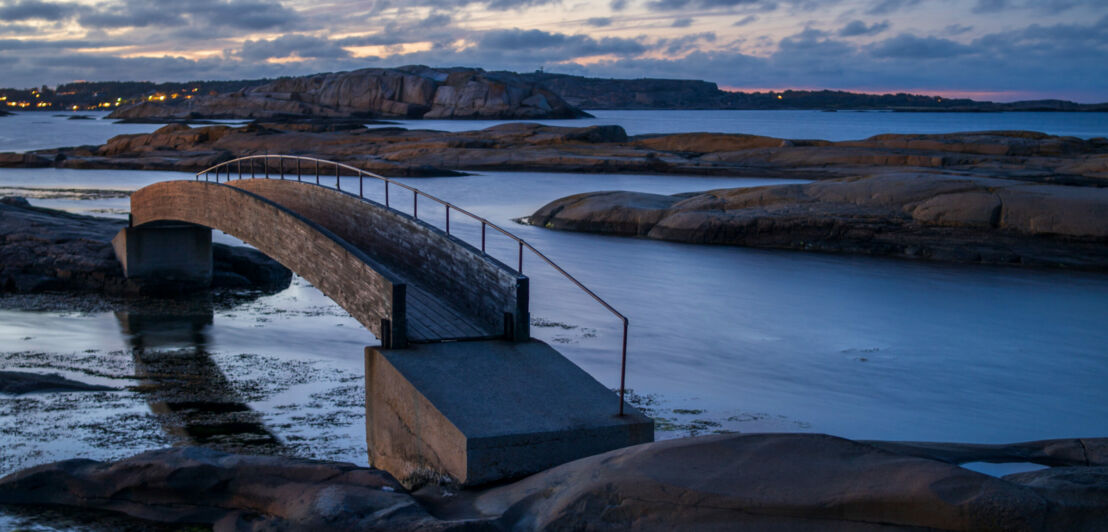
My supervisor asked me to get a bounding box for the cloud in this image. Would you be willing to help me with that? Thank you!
[476,28,647,56]
[672,17,694,27]
[869,33,974,58]
[73,0,300,31]
[586,17,613,26]
[973,0,1108,13]
[732,14,757,26]
[237,34,353,62]
[658,32,716,54]
[943,24,973,35]
[838,19,889,37]
[646,0,775,11]
[0,0,74,21]
[0,22,41,35]
[419,13,452,28]
[866,0,920,15]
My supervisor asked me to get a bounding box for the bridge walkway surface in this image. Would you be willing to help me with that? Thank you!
[405,284,491,341]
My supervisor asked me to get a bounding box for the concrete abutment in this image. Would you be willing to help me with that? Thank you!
[366,340,654,488]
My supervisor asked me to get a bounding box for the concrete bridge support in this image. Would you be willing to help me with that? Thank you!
[112,222,213,289]
[366,340,654,488]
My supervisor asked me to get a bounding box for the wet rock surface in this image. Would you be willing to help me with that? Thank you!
[527,171,1108,270]
[107,66,587,121]
[0,197,291,294]
[2,434,1107,531]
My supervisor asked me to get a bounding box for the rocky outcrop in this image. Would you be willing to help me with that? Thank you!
[108,66,588,121]
[0,152,52,168]
[527,172,1108,269]
[0,447,442,531]
[3,434,1108,530]
[0,197,291,294]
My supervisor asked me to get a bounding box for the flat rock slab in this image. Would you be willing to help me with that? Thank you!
[366,339,653,487]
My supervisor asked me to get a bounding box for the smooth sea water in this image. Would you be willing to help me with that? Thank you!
[0,110,1106,479]
[1,109,1105,153]
[386,109,1108,140]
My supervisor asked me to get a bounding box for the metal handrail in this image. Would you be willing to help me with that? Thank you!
[196,155,632,416]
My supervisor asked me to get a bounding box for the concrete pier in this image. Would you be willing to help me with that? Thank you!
[112,222,213,287]
[366,340,654,487]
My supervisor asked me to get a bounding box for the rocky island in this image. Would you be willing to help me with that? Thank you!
[106,66,587,121]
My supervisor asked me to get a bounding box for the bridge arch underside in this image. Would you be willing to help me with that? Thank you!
[129,180,526,348]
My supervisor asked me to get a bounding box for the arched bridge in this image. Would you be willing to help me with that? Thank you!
[114,155,652,487]
[125,178,526,348]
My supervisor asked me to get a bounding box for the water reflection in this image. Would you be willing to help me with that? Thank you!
[115,296,282,451]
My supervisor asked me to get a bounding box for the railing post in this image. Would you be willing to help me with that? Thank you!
[315,159,319,185]
[445,205,450,234]
[265,156,269,179]
[251,158,255,178]
[413,192,418,219]
[619,319,628,416]
[385,181,390,208]
[336,165,340,190]
[518,241,524,273]
[238,159,242,179]
[296,159,301,182]
[481,222,486,252]
[359,173,363,198]
[280,158,284,180]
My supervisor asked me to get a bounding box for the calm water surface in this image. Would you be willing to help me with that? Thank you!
[0,112,1106,482]
[387,109,1108,140]
[1,109,1105,152]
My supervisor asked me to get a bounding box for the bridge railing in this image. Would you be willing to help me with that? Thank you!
[197,155,632,416]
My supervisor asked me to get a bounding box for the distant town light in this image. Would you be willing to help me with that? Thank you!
[777,94,783,100]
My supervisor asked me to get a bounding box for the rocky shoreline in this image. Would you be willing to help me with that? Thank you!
[1,433,1106,530]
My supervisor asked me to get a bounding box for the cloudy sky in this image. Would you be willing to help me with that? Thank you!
[1,0,1106,101]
